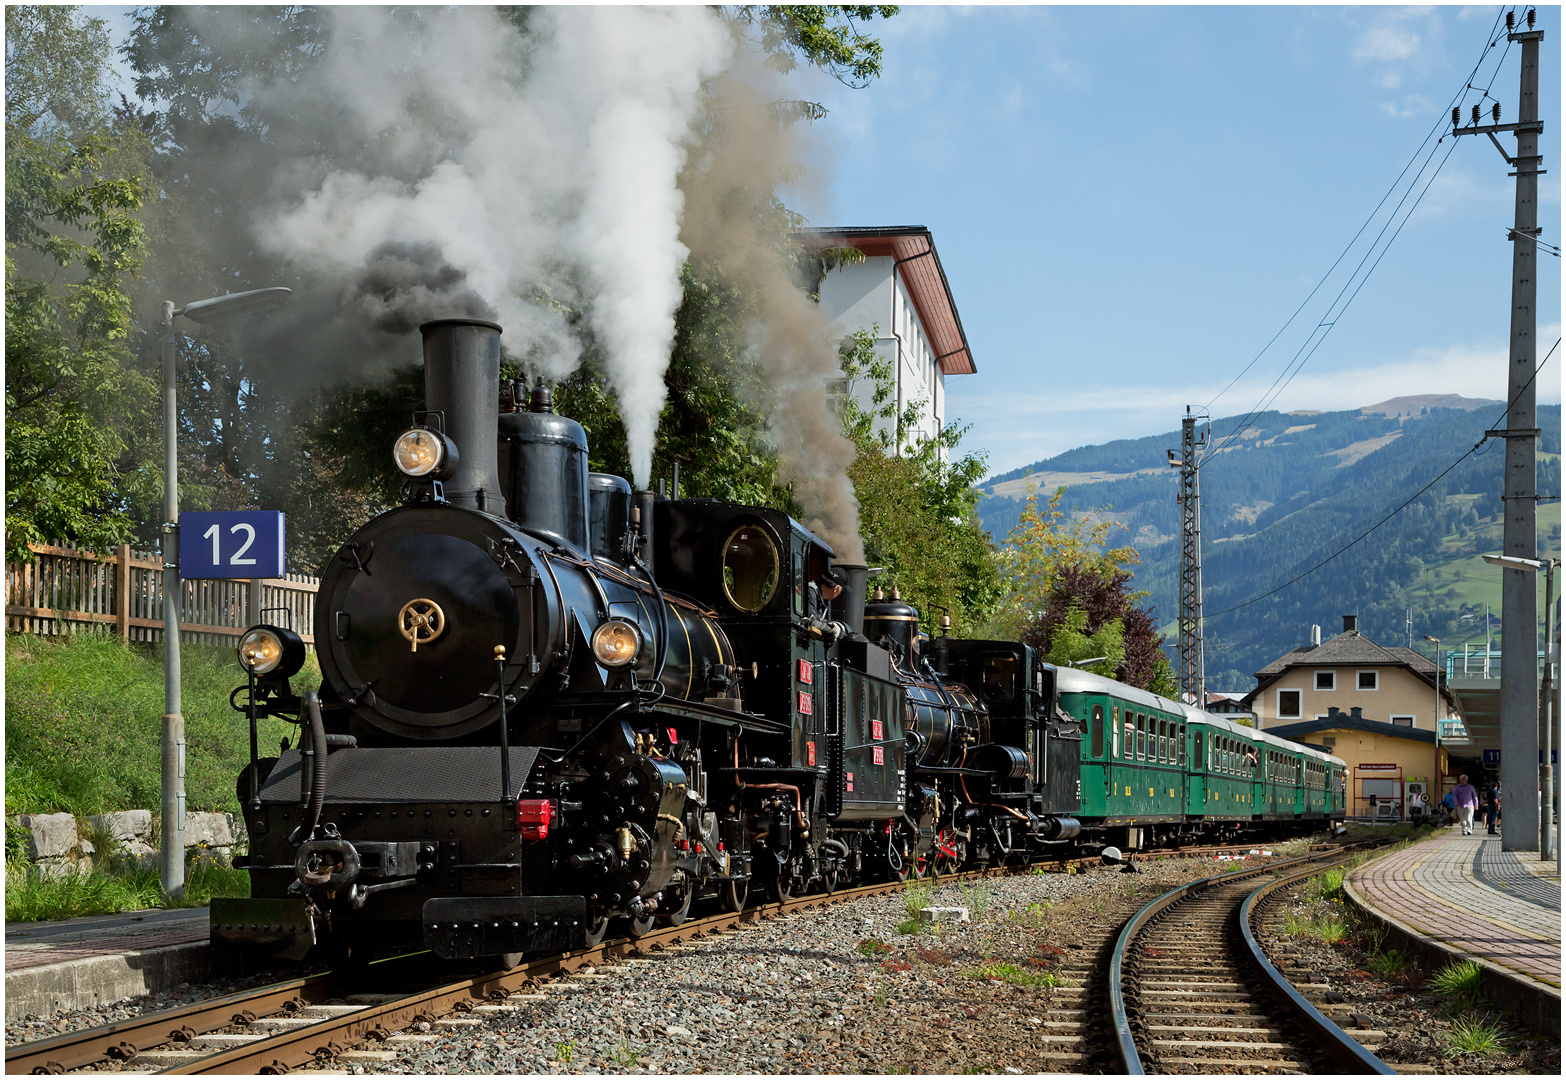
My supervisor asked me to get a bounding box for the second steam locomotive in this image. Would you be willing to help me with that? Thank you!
[216,317,1343,965]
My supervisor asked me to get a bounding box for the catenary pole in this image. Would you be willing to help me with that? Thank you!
[1169,409,1208,706]
[1454,10,1544,851]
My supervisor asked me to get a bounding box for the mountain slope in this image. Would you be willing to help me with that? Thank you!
[977,398,1562,690]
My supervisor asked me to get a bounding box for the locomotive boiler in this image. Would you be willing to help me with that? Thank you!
[215,317,1086,966]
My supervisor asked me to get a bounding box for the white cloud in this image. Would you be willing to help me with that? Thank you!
[1379,94,1433,119]
[1356,24,1422,62]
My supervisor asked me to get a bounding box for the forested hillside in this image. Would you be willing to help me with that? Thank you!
[978,399,1563,691]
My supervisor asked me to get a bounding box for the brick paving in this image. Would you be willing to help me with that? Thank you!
[1348,828,1561,989]
[3,908,208,972]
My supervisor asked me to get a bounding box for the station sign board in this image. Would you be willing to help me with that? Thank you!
[180,511,285,579]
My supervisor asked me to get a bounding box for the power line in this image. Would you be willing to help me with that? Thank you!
[1205,337,1561,620]
[1201,6,1518,432]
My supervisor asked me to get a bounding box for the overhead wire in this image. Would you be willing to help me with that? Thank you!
[1205,337,1561,619]
[1200,6,1519,453]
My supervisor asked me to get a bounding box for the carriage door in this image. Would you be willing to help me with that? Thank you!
[1188,729,1208,816]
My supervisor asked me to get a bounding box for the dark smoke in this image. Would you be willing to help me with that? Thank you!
[349,241,496,334]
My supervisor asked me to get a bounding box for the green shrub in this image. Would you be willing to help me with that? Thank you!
[1368,947,1417,978]
[5,633,310,816]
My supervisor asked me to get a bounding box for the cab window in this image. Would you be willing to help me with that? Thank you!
[1091,705,1104,759]
[981,656,1018,701]
[722,525,780,613]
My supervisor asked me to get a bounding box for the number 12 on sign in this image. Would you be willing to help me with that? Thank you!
[180,511,285,579]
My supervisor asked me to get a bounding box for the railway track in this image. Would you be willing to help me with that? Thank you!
[5,841,1334,1076]
[1110,846,1395,1075]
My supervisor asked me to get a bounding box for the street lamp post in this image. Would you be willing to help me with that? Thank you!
[1483,553,1558,861]
[1424,635,1443,818]
[159,287,291,900]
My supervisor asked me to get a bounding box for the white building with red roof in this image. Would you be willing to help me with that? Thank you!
[795,226,975,452]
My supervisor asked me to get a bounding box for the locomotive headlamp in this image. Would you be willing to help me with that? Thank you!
[591,619,643,667]
[237,624,306,678]
[393,427,458,479]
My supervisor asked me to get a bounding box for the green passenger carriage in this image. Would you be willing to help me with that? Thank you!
[1056,668,1345,848]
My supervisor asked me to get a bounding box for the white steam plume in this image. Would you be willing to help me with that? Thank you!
[259,6,729,486]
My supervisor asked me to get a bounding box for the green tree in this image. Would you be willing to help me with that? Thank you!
[839,329,1002,635]
[5,6,158,562]
[728,6,901,87]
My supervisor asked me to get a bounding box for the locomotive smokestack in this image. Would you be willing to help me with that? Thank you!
[420,319,506,516]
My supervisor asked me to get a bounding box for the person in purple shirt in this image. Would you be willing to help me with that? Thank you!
[1452,774,1480,835]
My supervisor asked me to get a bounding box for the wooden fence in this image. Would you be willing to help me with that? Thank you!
[6,542,317,646]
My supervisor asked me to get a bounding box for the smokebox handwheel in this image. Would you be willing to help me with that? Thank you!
[398,598,446,653]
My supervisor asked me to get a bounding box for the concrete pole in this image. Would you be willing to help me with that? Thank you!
[1541,561,1556,860]
[160,302,186,900]
[1499,23,1542,852]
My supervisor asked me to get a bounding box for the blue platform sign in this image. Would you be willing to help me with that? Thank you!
[1482,748,1502,765]
[180,511,285,579]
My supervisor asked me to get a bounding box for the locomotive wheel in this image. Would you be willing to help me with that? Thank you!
[627,913,656,937]
[582,914,610,948]
[659,882,693,926]
[720,876,749,912]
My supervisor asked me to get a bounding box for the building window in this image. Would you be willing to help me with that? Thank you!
[1278,689,1302,719]
[1390,715,1415,727]
[1357,670,1379,691]
[1322,736,1336,748]
[1315,671,1335,691]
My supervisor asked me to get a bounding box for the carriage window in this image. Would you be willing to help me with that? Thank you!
[1112,708,1121,757]
[1136,715,1146,760]
[1178,725,1185,766]
[1159,719,1169,763]
[981,656,1018,701]
[721,525,780,613]
[1091,705,1104,759]
[1124,712,1134,758]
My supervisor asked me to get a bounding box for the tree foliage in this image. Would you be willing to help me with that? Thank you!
[990,484,1173,694]
[728,5,900,87]
[839,329,1002,636]
[5,6,158,563]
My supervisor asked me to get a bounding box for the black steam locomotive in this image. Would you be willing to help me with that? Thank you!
[214,317,1083,966]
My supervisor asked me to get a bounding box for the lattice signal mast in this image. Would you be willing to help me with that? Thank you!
[1168,408,1209,706]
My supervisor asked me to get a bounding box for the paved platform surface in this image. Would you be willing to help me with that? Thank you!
[1348,828,1561,989]
[5,907,208,972]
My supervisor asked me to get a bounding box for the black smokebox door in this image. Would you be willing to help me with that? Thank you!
[340,532,519,715]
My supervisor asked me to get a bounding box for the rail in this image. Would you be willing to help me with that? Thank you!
[1109,842,1395,1075]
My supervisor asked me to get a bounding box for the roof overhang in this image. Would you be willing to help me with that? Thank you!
[795,225,976,375]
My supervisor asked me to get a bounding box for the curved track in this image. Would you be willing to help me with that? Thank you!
[1110,849,1395,1075]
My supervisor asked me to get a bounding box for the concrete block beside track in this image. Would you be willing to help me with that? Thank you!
[4,942,211,1022]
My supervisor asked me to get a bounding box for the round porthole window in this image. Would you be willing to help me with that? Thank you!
[720,524,780,613]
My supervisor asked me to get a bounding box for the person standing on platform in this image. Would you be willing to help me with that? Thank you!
[1485,782,1501,835]
[1453,774,1479,835]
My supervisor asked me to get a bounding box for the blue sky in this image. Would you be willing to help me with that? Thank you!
[786,4,1562,477]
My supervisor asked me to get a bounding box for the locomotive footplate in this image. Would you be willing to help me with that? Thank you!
[423,895,588,957]
[211,897,316,961]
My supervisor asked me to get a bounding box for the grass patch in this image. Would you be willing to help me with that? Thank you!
[1444,1013,1508,1057]
[1283,910,1350,942]
[1430,960,1485,1007]
[5,633,310,817]
[857,938,893,957]
[1367,947,1418,979]
[959,881,991,922]
[5,856,249,922]
[968,961,1062,988]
